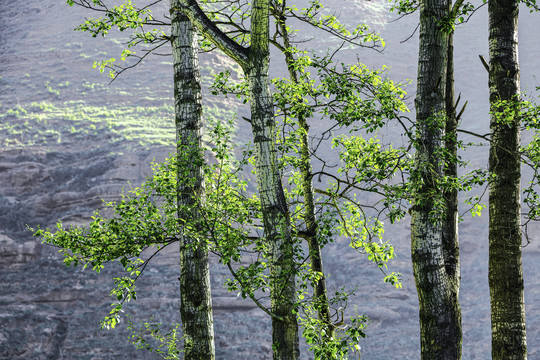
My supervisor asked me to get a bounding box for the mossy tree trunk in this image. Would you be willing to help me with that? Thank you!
[488,0,527,357]
[170,2,215,359]
[246,1,299,358]
[411,0,462,357]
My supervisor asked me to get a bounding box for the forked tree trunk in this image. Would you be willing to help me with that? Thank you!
[170,3,215,359]
[411,0,461,357]
[247,1,299,358]
[488,0,527,358]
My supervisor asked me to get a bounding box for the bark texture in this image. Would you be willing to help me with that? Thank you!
[488,0,527,357]
[411,0,461,357]
[170,3,215,359]
[247,1,299,358]
[443,30,460,294]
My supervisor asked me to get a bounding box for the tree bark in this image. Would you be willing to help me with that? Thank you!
[411,0,461,357]
[443,29,460,294]
[247,1,299,358]
[170,3,215,359]
[442,24,462,359]
[488,0,527,358]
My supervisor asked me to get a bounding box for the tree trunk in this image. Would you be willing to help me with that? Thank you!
[488,0,527,357]
[443,30,460,293]
[442,25,462,358]
[170,3,215,359]
[411,0,461,357]
[246,0,299,358]
[277,16,333,352]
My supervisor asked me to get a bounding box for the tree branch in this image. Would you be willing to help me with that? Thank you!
[226,262,286,322]
[174,0,249,69]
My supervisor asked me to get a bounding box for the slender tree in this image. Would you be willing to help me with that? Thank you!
[442,5,460,297]
[170,2,216,358]
[441,3,464,356]
[273,4,332,343]
[410,0,462,357]
[488,0,527,357]
[61,1,217,357]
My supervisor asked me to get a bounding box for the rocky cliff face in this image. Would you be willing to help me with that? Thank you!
[0,142,275,359]
[2,0,540,359]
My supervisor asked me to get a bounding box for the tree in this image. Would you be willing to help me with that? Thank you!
[487,0,527,357]
[262,4,408,357]
[170,1,215,358]
[274,10,333,351]
[53,1,217,358]
[244,2,300,356]
[409,0,462,357]
[442,0,462,311]
[388,0,496,357]
[34,120,246,358]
